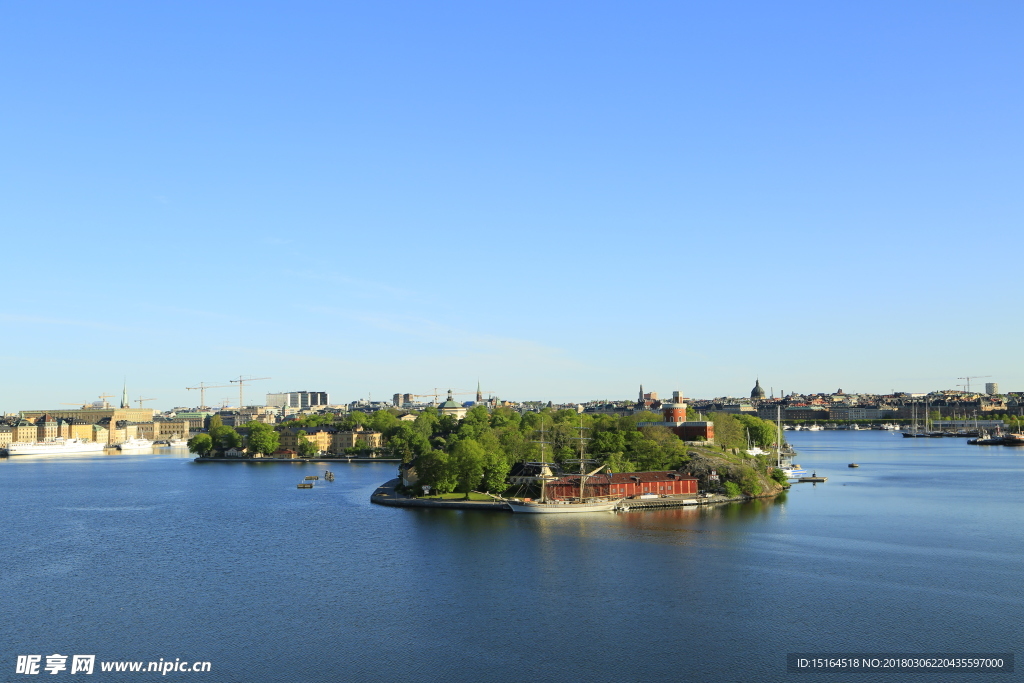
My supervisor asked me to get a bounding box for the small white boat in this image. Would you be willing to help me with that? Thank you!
[777,464,808,478]
[745,428,769,457]
[116,438,154,451]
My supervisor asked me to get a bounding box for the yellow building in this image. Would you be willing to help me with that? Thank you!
[13,420,38,443]
[20,407,155,444]
[276,425,383,455]
[332,426,383,452]
[154,419,190,440]
[278,428,334,454]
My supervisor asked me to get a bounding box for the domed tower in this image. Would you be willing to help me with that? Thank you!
[662,391,687,424]
[751,379,766,400]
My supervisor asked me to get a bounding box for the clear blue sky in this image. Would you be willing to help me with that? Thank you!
[2,1,1021,412]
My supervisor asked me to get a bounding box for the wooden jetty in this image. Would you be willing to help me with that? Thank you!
[615,496,704,511]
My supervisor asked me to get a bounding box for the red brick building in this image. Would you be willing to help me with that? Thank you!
[546,471,698,500]
[637,390,715,441]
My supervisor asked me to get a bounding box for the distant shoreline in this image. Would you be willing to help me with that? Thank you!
[193,457,401,463]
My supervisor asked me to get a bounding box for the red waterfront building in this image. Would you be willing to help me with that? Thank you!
[545,471,698,500]
[636,389,715,441]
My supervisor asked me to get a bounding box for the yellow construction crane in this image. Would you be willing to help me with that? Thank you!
[135,397,156,408]
[186,382,232,410]
[229,376,271,409]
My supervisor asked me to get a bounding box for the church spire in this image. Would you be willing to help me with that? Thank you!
[121,380,129,409]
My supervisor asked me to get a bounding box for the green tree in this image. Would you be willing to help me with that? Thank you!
[368,409,399,434]
[736,415,779,449]
[450,438,487,497]
[723,481,742,497]
[709,413,747,450]
[489,406,521,429]
[187,433,214,457]
[245,421,279,457]
[340,412,367,430]
[413,407,440,438]
[296,430,318,458]
[417,449,458,494]
[208,424,241,455]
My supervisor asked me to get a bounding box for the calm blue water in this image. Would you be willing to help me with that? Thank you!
[2,433,1021,683]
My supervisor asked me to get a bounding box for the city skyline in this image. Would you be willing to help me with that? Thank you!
[3,374,1012,416]
[2,2,1022,414]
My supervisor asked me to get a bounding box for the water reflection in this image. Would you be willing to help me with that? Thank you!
[2,438,1021,683]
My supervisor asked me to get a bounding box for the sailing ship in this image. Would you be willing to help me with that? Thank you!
[504,420,620,513]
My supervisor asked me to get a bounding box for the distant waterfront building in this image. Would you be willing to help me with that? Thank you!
[266,391,329,410]
[438,389,468,420]
[986,383,999,395]
[172,411,213,432]
[636,384,659,410]
[636,390,715,441]
[393,393,415,408]
[546,471,699,501]
[750,379,766,400]
[20,406,155,445]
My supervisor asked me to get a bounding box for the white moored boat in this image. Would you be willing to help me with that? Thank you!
[777,464,809,478]
[7,438,106,456]
[116,438,154,451]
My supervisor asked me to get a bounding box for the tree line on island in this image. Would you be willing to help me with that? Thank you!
[188,407,786,497]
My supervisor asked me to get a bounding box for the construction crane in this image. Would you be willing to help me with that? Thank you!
[957,375,992,393]
[60,393,117,409]
[135,397,156,408]
[229,376,271,409]
[417,388,480,402]
[186,382,232,410]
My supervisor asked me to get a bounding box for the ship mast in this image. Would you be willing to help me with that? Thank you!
[539,420,548,503]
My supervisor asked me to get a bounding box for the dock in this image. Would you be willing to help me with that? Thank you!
[615,496,705,511]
